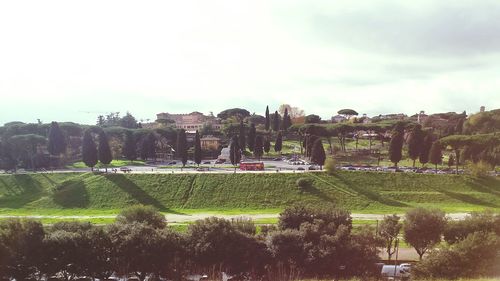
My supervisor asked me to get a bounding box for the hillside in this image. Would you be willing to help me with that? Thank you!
[0,172,499,215]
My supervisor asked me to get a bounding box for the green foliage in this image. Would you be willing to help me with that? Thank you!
[403,207,446,260]
[272,110,280,132]
[463,108,500,134]
[254,135,264,159]
[47,121,67,156]
[116,205,167,229]
[282,107,292,131]
[408,124,424,166]
[229,135,241,165]
[296,177,313,191]
[82,130,98,169]
[419,132,433,165]
[467,160,494,177]
[263,137,271,154]
[429,141,443,169]
[389,127,404,166]
[247,123,256,152]
[265,105,270,131]
[274,131,283,153]
[238,121,246,151]
[122,130,137,161]
[305,114,321,124]
[414,231,500,279]
[194,131,202,165]
[444,211,500,244]
[324,157,337,175]
[140,132,156,161]
[311,139,326,167]
[337,109,359,117]
[217,108,250,120]
[176,129,188,166]
[98,130,112,166]
[378,214,402,261]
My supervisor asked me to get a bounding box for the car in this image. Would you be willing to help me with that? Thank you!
[308,165,317,170]
[203,161,211,164]
[168,161,177,165]
[215,159,226,164]
[119,167,132,172]
[196,167,208,172]
[297,167,305,170]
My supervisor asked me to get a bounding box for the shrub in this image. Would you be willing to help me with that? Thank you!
[467,160,493,177]
[296,178,312,191]
[115,205,166,229]
[231,217,257,236]
[444,211,500,244]
[324,157,337,175]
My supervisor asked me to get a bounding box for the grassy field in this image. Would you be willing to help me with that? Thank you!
[0,171,499,218]
[68,159,147,169]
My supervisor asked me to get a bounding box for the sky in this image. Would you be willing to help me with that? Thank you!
[1,0,499,125]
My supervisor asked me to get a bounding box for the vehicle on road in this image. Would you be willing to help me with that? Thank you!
[240,162,264,171]
[119,167,132,173]
[381,263,411,280]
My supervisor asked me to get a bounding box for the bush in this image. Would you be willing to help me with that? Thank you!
[467,160,493,177]
[324,157,337,175]
[414,231,500,279]
[296,178,312,190]
[444,211,500,244]
[115,205,166,229]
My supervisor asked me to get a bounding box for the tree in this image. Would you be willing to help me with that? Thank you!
[140,133,156,161]
[47,121,67,161]
[238,121,246,151]
[229,135,241,166]
[378,214,402,261]
[98,130,112,172]
[388,124,405,167]
[9,134,47,171]
[176,129,188,166]
[274,131,283,154]
[263,138,271,154]
[448,154,455,168]
[305,114,321,124]
[217,108,251,121]
[247,123,256,152]
[120,112,139,129]
[272,111,280,132]
[282,108,292,132]
[0,219,45,281]
[194,131,202,166]
[116,205,167,229]
[253,135,264,160]
[311,139,326,168]
[403,208,446,260]
[429,141,442,172]
[408,124,424,167]
[337,109,359,120]
[82,130,98,170]
[419,133,433,166]
[122,130,137,162]
[265,106,270,131]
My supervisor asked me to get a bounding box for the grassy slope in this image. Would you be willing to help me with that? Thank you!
[0,172,499,215]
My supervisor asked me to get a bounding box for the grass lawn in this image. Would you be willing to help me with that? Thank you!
[68,159,147,169]
[0,172,498,222]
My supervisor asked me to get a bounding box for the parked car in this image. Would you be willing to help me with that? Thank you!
[119,167,132,172]
[203,161,211,164]
[308,165,317,170]
[381,263,411,280]
[215,159,226,164]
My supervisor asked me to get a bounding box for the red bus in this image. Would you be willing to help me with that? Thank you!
[239,162,264,171]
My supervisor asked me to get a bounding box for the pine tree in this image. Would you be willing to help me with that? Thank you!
[265,106,270,131]
[176,129,188,166]
[253,135,264,160]
[263,138,271,154]
[247,123,256,152]
[122,130,137,162]
[82,130,98,170]
[407,124,424,167]
[229,135,241,166]
[429,141,442,172]
[389,126,404,167]
[238,121,246,152]
[282,107,292,132]
[272,111,280,132]
[47,121,67,168]
[274,131,283,154]
[419,133,433,166]
[98,130,112,172]
[311,139,326,168]
[194,130,202,166]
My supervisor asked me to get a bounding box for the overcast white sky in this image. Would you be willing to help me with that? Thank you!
[1,0,499,125]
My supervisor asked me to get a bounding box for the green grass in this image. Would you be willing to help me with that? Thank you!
[0,172,499,217]
[68,160,147,169]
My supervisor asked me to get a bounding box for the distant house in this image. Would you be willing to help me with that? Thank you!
[156,111,222,131]
[331,115,347,123]
[200,135,221,151]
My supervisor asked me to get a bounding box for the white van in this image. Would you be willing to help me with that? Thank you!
[381,263,411,280]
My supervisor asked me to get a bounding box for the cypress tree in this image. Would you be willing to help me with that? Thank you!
[98,130,112,171]
[407,124,424,167]
[429,141,442,172]
[176,129,188,166]
[274,131,283,154]
[238,121,246,152]
[263,138,271,154]
[272,111,280,132]
[82,130,98,171]
[265,106,270,131]
[306,135,319,157]
[311,138,326,168]
[194,130,202,166]
[47,121,67,156]
[282,108,292,132]
[247,123,256,152]
[389,126,404,167]
[122,130,137,162]
[143,132,156,161]
[229,135,241,166]
[419,133,433,166]
[253,135,264,160]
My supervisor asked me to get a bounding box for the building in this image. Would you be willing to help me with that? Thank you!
[200,135,221,150]
[156,111,222,131]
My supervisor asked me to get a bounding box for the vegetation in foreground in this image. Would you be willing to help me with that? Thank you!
[0,171,499,216]
[1,205,499,281]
